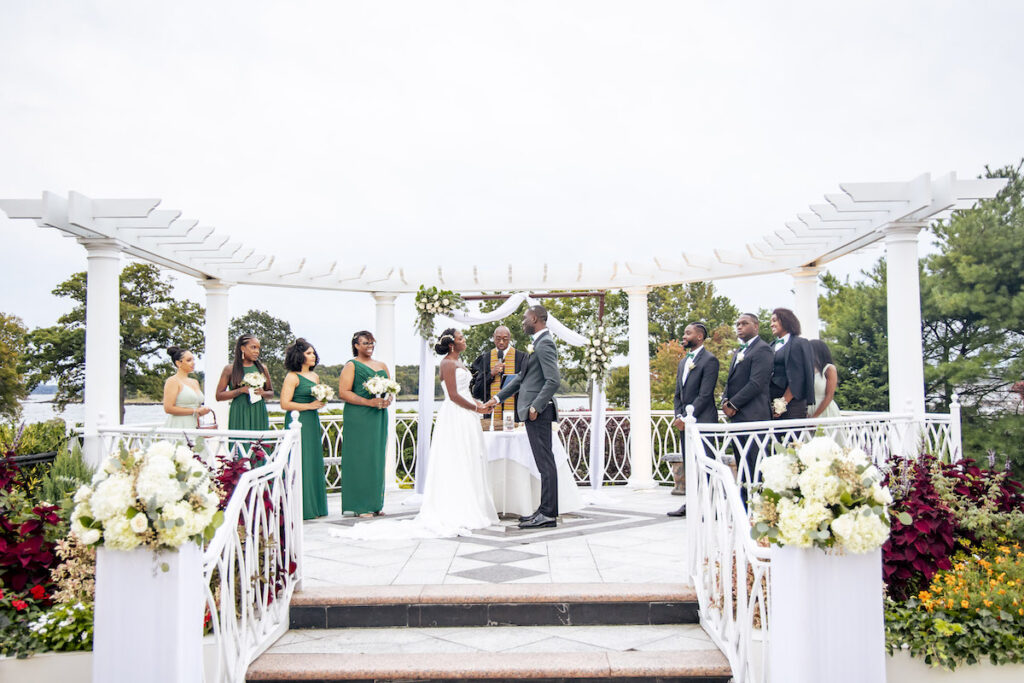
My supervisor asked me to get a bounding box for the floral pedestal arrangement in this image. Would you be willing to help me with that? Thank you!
[770,546,885,682]
[752,437,894,683]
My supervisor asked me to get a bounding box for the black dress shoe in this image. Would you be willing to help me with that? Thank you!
[666,505,686,517]
[518,511,539,523]
[518,513,556,529]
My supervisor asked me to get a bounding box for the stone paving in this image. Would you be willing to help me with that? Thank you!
[300,485,689,587]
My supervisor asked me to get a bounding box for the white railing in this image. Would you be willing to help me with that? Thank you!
[96,421,303,683]
[683,410,963,683]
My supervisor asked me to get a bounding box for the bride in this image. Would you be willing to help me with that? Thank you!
[329,328,498,539]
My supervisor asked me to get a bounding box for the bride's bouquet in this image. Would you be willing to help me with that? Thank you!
[241,372,266,403]
[311,383,334,404]
[363,376,401,399]
[750,436,895,554]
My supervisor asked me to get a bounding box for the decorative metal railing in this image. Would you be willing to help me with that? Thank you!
[96,421,303,683]
[683,408,963,683]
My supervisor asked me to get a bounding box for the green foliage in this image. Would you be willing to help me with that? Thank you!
[25,264,205,420]
[40,444,94,515]
[461,297,533,366]
[647,283,739,357]
[0,314,30,420]
[229,309,293,393]
[606,365,629,408]
[0,419,68,456]
[27,601,93,652]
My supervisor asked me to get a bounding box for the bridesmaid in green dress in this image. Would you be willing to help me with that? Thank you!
[337,330,392,517]
[216,335,274,455]
[162,346,213,428]
[280,338,328,519]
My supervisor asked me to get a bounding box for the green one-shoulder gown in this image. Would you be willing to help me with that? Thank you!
[341,360,389,515]
[284,375,328,519]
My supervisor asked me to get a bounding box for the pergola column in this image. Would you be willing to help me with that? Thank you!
[200,280,232,428]
[790,266,822,340]
[373,292,399,490]
[626,286,655,488]
[78,238,122,467]
[884,225,926,420]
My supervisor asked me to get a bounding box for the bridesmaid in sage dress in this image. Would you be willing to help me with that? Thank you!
[809,339,841,419]
[280,338,329,519]
[162,346,212,428]
[216,335,274,456]
[337,330,392,517]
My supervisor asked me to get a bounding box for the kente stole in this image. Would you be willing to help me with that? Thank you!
[489,347,517,420]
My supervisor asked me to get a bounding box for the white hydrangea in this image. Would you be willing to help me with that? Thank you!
[870,481,894,506]
[796,437,844,466]
[145,441,176,463]
[158,502,194,547]
[776,498,831,548]
[831,509,890,553]
[103,516,142,551]
[760,454,800,492]
[174,445,194,468]
[844,447,870,467]
[129,512,150,534]
[90,473,134,521]
[73,485,92,505]
[136,455,183,510]
[797,461,842,504]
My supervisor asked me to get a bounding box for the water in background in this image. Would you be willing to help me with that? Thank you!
[20,394,595,425]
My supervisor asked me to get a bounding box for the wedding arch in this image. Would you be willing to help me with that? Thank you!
[413,290,608,493]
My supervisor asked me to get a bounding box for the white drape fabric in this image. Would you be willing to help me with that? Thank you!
[415,292,605,493]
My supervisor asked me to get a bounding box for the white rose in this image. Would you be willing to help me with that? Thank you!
[78,527,102,545]
[442,298,449,305]
[870,482,893,506]
[129,512,149,534]
[603,336,609,342]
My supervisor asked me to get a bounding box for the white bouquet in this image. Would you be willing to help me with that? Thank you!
[750,436,894,554]
[311,383,334,403]
[414,285,466,340]
[363,376,401,399]
[584,325,615,382]
[70,440,223,552]
[772,397,788,415]
[241,372,267,404]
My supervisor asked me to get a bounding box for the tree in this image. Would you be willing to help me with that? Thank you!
[26,264,205,421]
[228,310,293,393]
[647,283,739,357]
[0,314,30,419]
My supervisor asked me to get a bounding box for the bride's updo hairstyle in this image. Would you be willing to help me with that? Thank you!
[434,328,457,355]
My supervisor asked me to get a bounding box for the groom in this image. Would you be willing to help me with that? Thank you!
[484,305,561,529]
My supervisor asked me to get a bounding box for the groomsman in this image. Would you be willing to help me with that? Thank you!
[667,322,720,518]
[721,313,773,506]
[470,325,528,426]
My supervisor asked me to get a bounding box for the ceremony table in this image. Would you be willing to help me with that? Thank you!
[482,429,585,517]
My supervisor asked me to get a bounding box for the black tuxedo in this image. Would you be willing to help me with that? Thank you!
[723,336,773,506]
[770,335,814,419]
[470,347,528,416]
[674,347,720,425]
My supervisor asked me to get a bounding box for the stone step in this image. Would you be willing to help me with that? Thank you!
[248,650,731,682]
[290,583,698,629]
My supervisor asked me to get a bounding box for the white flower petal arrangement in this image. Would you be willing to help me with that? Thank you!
[751,436,893,553]
[584,325,616,382]
[70,440,224,553]
[311,382,334,403]
[414,285,466,340]
[241,371,267,403]
[363,375,401,398]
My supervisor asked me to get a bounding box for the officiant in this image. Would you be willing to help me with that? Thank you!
[470,325,528,426]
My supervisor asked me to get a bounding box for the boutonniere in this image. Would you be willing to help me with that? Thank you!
[686,359,696,371]
[736,351,745,363]
[526,343,535,354]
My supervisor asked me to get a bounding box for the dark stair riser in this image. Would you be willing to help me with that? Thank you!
[290,601,699,629]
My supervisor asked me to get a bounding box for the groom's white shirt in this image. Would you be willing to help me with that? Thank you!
[531,328,550,343]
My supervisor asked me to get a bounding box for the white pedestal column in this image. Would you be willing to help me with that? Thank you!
[884,225,926,420]
[626,287,655,488]
[373,292,399,490]
[93,544,204,683]
[78,238,121,467]
[790,266,822,340]
[200,280,232,429]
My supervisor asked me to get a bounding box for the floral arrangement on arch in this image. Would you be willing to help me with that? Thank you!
[414,285,466,340]
[750,436,899,554]
[70,441,224,552]
[583,325,614,382]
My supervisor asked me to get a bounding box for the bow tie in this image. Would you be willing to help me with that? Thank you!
[685,352,696,359]
[738,342,749,351]
[773,338,785,347]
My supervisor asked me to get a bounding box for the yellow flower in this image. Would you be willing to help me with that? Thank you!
[918,591,932,602]
[961,600,970,608]
[983,600,993,607]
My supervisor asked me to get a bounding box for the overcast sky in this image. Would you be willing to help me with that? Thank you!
[1,1,1021,370]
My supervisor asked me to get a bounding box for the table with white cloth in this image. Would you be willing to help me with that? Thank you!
[482,429,585,517]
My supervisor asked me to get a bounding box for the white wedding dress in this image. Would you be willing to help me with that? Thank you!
[329,366,498,539]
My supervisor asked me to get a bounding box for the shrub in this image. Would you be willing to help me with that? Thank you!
[27,601,93,652]
[40,443,94,516]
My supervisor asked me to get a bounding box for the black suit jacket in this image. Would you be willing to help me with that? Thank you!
[470,347,528,415]
[674,348,720,424]
[770,335,815,403]
[723,337,773,422]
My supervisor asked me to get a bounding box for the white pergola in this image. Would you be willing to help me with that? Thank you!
[1,172,1006,472]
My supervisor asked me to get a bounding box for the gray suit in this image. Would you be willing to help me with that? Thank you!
[496,329,561,516]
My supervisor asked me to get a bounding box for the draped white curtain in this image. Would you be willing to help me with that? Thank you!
[415,292,606,493]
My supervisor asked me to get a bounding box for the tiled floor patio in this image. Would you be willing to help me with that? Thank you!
[301,486,689,586]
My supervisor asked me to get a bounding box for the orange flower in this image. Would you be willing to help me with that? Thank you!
[962,600,970,608]
[918,591,932,602]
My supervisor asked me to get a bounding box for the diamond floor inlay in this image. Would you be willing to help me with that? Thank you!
[447,564,547,583]
[461,549,543,564]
